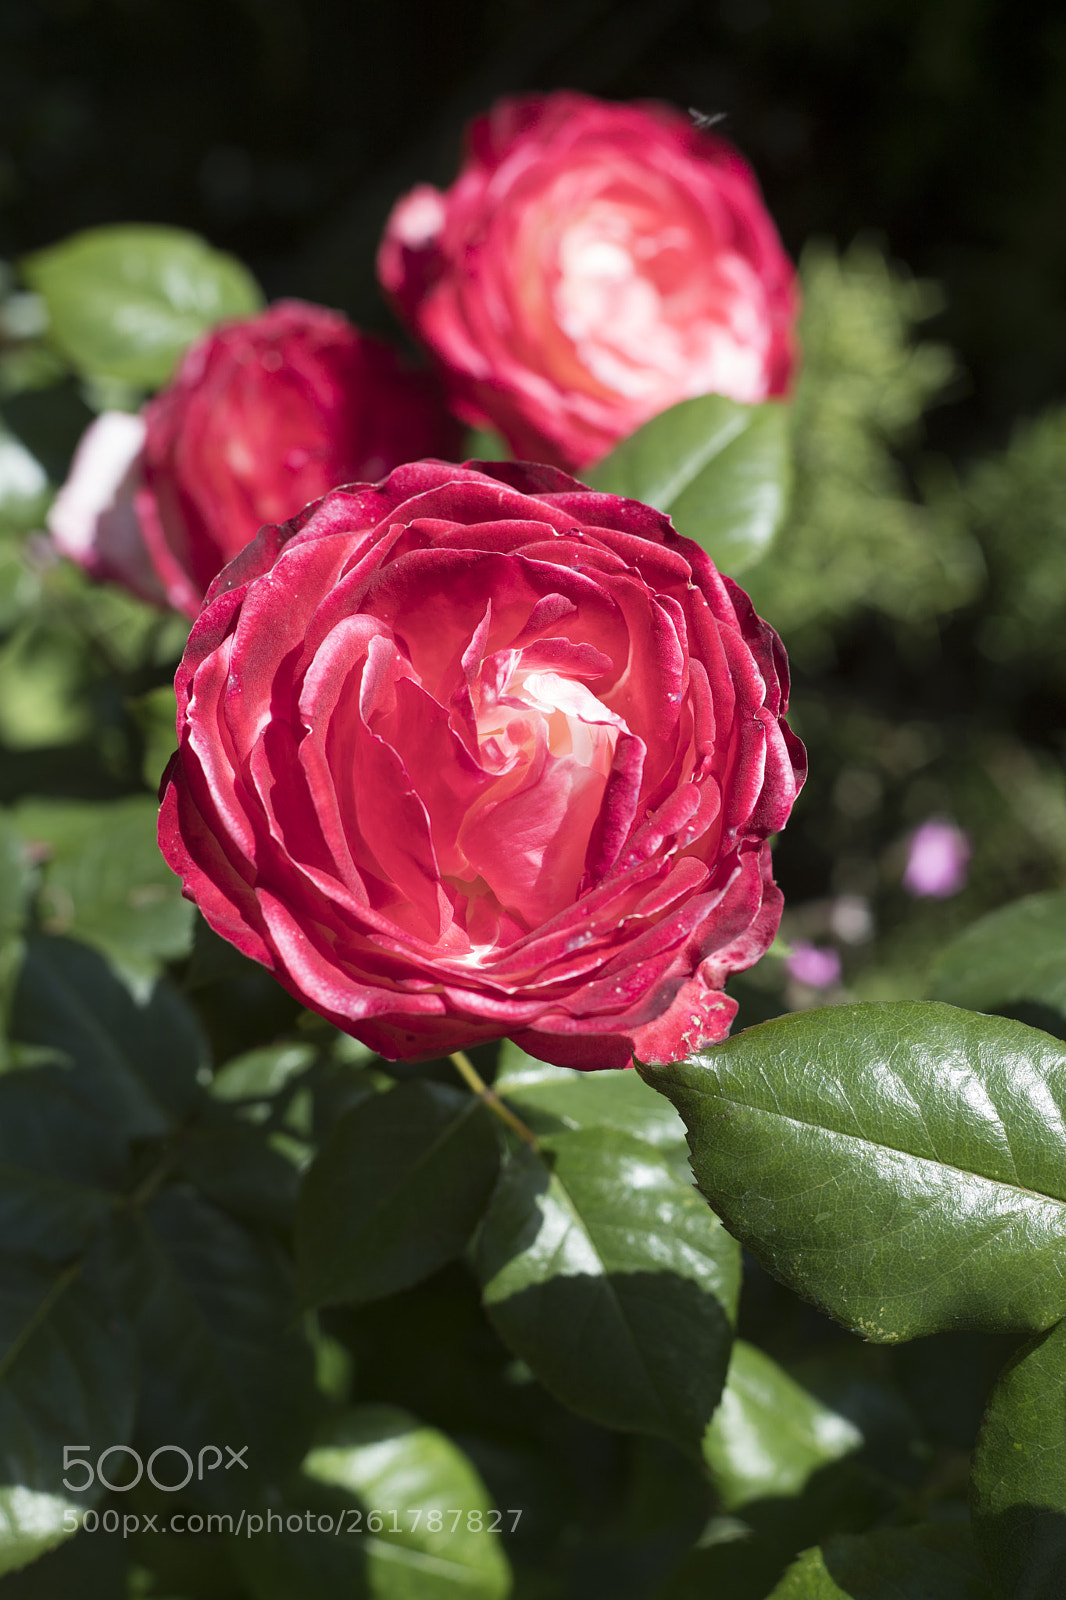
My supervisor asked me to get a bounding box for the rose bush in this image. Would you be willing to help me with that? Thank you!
[378,92,798,472]
[48,299,460,616]
[159,459,803,1068]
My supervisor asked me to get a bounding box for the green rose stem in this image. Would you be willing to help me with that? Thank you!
[449,1050,539,1148]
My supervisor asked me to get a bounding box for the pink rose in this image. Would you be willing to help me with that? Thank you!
[46,410,167,605]
[159,460,804,1069]
[902,819,971,899]
[49,301,461,617]
[378,93,798,473]
[784,941,842,990]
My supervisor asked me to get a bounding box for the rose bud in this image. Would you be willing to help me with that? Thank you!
[378,92,798,473]
[160,460,804,1069]
[49,300,461,617]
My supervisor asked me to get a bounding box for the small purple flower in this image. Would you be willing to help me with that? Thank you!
[902,819,971,898]
[785,941,842,989]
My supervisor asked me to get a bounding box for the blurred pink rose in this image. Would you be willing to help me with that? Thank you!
[784,941,842,989]
[50,301,461,617]
[379,92,798,472]
[46,410,166,605]
[902,819,972,898]
[160,459,805,1068]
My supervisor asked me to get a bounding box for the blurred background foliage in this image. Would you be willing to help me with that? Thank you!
[0,2,1065,1597]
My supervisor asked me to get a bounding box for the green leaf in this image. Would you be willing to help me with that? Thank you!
[12,935,208,1138]
[644,1001,1066,1342]
[0,1069,126,1186]
[929,890,1066,1017]
[704,1342,863,1511]
[22,225,263,388]
[0,809,30,1062]
[233,1405,511,1600]
[305,1407,512,1599]
[495,1042,686,1149]
[0,1261,134,1575]
[766,1523,994,1599]
[176,1126,301,1231]
[587,394,791,573]
[210,1042,316,1105]
[12,797,195,995]
[128,683,179,793]
[476,1126,739,1451]
[0,423,49,535]
[296,1081,499,1308]
[972,1315,1066,1597]
[0,527,42,639]
[465,425,510,462]
[0,1168,112,1260]
[104,1188,315,1501]
[0,620,94,749]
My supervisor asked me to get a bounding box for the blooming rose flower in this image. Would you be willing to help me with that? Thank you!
[159,460,804,1068]
[902,819,971,898]
[49,301,460,617]
[378,93,798,472]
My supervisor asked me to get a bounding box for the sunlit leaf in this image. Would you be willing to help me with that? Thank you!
[477,1127,739,1452]
[972,1314,1066,1598]
[23,225,263,388]
[645,1001,1066,1341]
[588,394,791,573]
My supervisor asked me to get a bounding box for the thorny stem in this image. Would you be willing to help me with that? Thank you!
[449,1051,539,1149]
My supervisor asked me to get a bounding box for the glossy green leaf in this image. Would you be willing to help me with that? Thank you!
[297,1081,499,1308]
[12,797,195,994]
[704,1341,863,1510]
[644,1001,1066,1341]
[12,935,207,1137]
[587,394,791,573]
[0,1262,133,1575]
[305,1406,512,1599]
[767,1523,994,1599]
[22,225,263,387]
[972,1315,1066,1597]
[495,1042,686,1148]
[476,1126,739,1451]
[234,1405,511,1600]
[929,890,1066,1017]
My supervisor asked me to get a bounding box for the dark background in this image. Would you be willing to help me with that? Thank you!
[3,0,1064,462]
